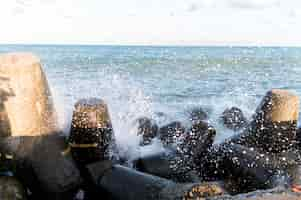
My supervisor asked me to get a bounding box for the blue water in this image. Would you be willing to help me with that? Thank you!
[1,45,301,158]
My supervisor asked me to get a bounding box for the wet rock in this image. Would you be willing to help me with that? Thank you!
[197,142,301,185]
[69,98,117,166]
[0,176,27,200]
[181,120,216,165]
[196,145,223,181]
[188,107,209,123]
[134,149,200,183]
[221,107,248,131]
[159,121,185,146]
[135,120,216,182]
[228,89,300,153]
[0,52,58,137]
[135,117,158,145]
[0,134,82,200]
[86,162,226,200]
[296,127,301,149]
[178,121,218,182]
[199,90,301,191]
[219,144,291,194]
[134,121,215,182]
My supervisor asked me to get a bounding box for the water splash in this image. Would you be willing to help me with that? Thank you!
[51,66,166,162]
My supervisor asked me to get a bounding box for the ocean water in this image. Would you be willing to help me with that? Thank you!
[1,45,301,160]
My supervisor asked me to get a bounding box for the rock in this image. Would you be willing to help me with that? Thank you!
[134,149,200,183]
[86,162,226,200]
[196,144,227,182]
[221,107,248,131]
[188,107,209,123]
[0,52,58,137]
[163,181,225,200]
[228,89,299,153]
[134,121,216,183]
[0,135,82,200]
[81,160,114,200]
[88,162,169,200]
[0,176,27,200]
[175,121,217,182]
[181,120,216,165]
[219,144,292,194]
[68,98,118,200]
[296,127,301,149]
[159,121,185,146]
[199,90,300,187]
[197,143,301,185]
[135,117,158,145]
[69,98,117,166]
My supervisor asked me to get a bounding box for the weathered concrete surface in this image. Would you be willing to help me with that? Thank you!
[259,89,299,122]
[0,52,58,137]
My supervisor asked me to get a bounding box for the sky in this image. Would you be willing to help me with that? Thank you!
[0,0,301,46]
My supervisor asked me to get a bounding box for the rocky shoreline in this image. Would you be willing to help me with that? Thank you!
[1,52,301,200]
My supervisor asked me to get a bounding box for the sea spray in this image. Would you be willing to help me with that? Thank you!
[38,45,301,170]
[49,66,262,164]
[51,69,167,164]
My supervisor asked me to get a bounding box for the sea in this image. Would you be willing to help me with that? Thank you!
[1,45,301,160]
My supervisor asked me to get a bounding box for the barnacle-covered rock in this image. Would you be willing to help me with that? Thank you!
[69,98,117,166]
[221,107,248,131]
[159,121,185,146]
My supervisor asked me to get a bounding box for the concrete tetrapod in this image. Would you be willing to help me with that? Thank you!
[87,162,226,200]
[199,89,300,181]
[229,89,299,153]
[0,176,27,200]
[0,52,58,137]
[69,98,117,166]
[0,135,82,200]
[135,120,216,183]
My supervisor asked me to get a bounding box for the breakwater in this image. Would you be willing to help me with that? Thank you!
[1,52,301,200]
